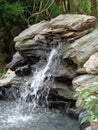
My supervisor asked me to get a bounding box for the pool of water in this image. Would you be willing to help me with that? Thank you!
[0,101,80,130]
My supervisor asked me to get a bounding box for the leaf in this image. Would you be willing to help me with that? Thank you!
[80,116,89,124]
[95,106,98,113]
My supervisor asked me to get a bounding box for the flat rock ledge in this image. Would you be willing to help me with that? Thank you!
[14,14,96,50]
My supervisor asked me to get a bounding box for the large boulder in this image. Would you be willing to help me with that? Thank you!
[84,52,98,74]
[50,14,96,31]
[63,28,98,68]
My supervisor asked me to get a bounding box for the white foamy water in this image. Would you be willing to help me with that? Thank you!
[24,48,57,108]
[0,101,80,130]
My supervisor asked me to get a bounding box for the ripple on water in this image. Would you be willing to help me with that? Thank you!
[0,101,80,130]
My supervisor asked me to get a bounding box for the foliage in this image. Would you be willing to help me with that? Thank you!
[0,0,65,31]
[0,71,5,78]
[74,0,91,15]
[0,66,6,78]
[0,0,97,32]
[75,84,98,124]
[0,0,26,31]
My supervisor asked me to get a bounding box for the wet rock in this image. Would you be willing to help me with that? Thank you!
[49,55,77,79]
[67,108,83,120]
[4,87,19,100]
[10,75,32,89]
[15,64,31,76]
[0,85,21,100]
[84,52,98,74]
[45,87,76,110]
[0,91,6,100]
[63,28,98,68]
[50,14,96,31]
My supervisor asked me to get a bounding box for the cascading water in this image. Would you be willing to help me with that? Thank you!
[27,48,57,108]
[19,48,57,110]
[0,47,80,130]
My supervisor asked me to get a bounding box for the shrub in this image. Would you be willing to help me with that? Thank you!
[75,84,98,124]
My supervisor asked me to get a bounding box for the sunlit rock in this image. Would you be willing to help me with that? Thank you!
[72,74,98,91]
[50,14,96,31]
[0,69,16,87]
[84,52,98,74]
[63,28,98,68]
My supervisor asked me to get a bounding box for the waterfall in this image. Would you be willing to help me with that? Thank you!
[0,47,80,130]
[20,48,57,109]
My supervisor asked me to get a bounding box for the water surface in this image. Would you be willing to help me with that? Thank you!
[0,101,80,130]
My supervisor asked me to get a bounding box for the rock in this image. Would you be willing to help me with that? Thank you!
[0,69,16,87]
[63,28,98,68]
[67,108,83,120]
[10,75,32,88]
[53,81,74,99]
[7,52,26,71]
[15,64,31,76]
[86,126,91,130]
[15,14,96,53]
[15,39,51,59]
[15,40,33,51]
[14,21,50,42]
[7,52,37,72]
[72,74,98,91]
[50,14,96,31]
[46,44,77,79]
[91,121,98,130]
[3,87,20,100]
[84,52,98,74]
[15,35,45,50]
[49,56,77,79]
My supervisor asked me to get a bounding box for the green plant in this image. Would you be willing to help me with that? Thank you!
[0,0,26,31]
[75,84,98,124]
[0,69,6,78]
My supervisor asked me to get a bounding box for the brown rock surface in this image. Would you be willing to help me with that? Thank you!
[84,52,98,74]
